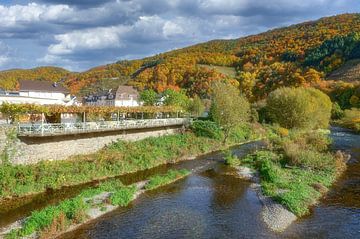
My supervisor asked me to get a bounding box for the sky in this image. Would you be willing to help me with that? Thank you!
[0,0,359,72]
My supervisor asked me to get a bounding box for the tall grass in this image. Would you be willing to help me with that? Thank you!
[242,130,346,216]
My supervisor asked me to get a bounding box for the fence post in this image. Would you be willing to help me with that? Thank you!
[83,112,86,130]
[41,113,44,136]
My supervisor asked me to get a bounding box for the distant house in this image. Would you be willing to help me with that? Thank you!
[0,80,75,105]
[115,86,139,107]
[83,90,116,106]
[84,85,140,107]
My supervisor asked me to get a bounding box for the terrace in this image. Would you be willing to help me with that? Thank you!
[0,103,189,137]
[17,118,189,137]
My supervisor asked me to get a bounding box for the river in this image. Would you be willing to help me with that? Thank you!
[55,127,360,239]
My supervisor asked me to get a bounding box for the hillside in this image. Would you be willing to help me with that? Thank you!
[1,14,360,102]
[0,67,72,91]
[327,59,360,82]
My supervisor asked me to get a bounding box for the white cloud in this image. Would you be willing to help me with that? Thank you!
[48,25,130,55]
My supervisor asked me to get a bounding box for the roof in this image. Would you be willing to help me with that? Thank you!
[115,85,139,100]
[19,80,69,93]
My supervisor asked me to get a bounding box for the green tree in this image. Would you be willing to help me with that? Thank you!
[266,87,332,129]
[210,82,250,143]
[140,89,158,106]
[188,95,205,117]
[162,89,190,109]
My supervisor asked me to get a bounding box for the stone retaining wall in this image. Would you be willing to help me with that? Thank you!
[0,126,180,165]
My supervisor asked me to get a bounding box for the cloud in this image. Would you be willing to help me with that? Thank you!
[37,0,114,8]
[48,26,130,55]
[0,0,359,71]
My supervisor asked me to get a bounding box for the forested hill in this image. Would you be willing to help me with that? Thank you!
[1,13,360,104]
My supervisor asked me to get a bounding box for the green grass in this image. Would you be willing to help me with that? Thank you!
[145,169,190,190]
[197,64,237,78]
[110,186,137,206]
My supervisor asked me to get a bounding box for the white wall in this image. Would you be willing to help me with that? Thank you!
[20,91,68,100]
[115,99,139,107]
[0,95,68,105]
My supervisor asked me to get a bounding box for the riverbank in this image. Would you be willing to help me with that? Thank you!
[0,123,263,201]
[235,127,349,218]
[1,169,190,239]
[227,127,351,232]
[334,108,360,133]
[236,166,297,232]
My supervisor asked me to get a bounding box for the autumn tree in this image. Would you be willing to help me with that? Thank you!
[210,82,250,143]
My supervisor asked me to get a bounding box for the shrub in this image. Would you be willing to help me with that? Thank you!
[266,87,332,129]
[110,186,137,206]
[284,148,335,171]
[223,150,241,166]
[190,120,223,140]
[337,108,360,133]
[228,123,253,143]
[258,159,282,183]
[331,102,344,120]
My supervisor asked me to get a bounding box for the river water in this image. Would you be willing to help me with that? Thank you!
[56,127,360,239]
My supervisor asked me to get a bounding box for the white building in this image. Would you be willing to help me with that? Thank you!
[0,80,74,105]
[115,86,140,107]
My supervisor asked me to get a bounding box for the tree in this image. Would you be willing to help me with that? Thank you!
[140,89,158,106]
[162,89,190,109]
[210,82,250,143]
[266,87,332,129]
[188,95,205,117]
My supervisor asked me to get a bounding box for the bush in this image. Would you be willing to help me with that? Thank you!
[190,120,223,140]
[223,150,241,166]
[284,147,335,170]
[331,102,344,120]
[110,186,137,206]
[337,108,360,133]
[267,87,332,129]
[259,159,282,183]
[228,124,253,143]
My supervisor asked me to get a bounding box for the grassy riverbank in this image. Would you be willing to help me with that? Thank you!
[0,123,262,200]
[238,127,347,216]
[5,169,190,239]
[335,108,360,133]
